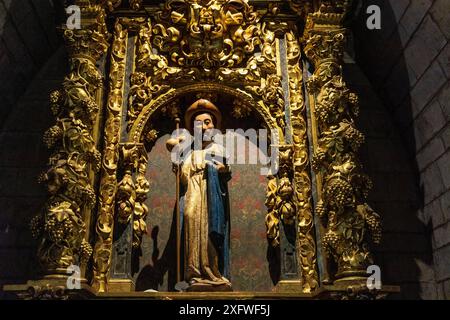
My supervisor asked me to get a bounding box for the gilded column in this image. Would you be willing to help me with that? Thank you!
[302,2,382,283]
[30,2,109,277]
[115,143,150,250]
[92,19,128,292]
[286,29,319,292]
[132,150,150,249]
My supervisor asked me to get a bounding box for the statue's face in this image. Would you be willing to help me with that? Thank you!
[194,113,215,132]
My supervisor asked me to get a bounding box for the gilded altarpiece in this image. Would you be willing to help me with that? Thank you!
[5,0,396,300]
[97,1,318,293]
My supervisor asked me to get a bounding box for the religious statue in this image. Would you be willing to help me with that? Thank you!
[166,99,232,291]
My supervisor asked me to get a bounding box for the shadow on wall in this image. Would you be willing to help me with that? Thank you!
[351,0,435,299]
[0,0,66,297]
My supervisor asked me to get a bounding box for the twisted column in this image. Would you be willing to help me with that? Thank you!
[30,2,109,277]
[302,2,382,283]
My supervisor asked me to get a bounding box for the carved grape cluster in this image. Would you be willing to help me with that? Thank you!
[311,150,326,172]
[323,231,339,255]
[366,213,382,245]
[83,98,99,118]
[306,75,321,93]
[326,177,354,208]
[315,200,326,218]
[43,125,63,149]
[30,215,43,239]
[80,239,93,262]
[82,186,96,207]
[364,178,373,199]
[315,100,334,124]
[348,92,359,117]
[49,90,63,115]
[345,125,365,151]
[44,215,74,244]
[85,150,101,172]
[37,171,48,184]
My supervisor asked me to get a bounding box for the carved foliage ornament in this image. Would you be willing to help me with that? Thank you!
[265,146,295,247]
[303,13,381,279]
[134,1,281,87]
[131,16,284,134]
[116,144,150,249]
[286,29,319,292]
[64,2,109,61]
[92,20,128,291]
[31,2,109,270]
[153,0,260,69]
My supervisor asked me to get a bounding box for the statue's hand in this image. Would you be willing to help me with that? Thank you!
[213,160,228,173]
[166,135,186,151]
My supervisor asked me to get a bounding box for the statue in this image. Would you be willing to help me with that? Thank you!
[166,99,232,291]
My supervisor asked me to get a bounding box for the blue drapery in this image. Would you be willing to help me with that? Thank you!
[206,162,230,279]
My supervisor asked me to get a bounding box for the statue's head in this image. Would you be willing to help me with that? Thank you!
[193,112,215,133]
[184,99,222,134]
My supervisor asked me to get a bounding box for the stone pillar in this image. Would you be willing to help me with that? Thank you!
[302,2,382,283]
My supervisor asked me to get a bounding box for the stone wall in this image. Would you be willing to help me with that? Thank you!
[353,0,450,298]
[345,62,435,299]
[0,0,65,297]
[0,0,62,128]
[0,47,67,297]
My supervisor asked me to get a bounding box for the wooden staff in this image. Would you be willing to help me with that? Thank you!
[174,117,181,284]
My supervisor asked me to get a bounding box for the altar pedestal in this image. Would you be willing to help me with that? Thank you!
[186,282,233,292]
[3,282,400,300]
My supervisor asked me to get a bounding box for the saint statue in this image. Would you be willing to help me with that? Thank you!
[166,99,232,291]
